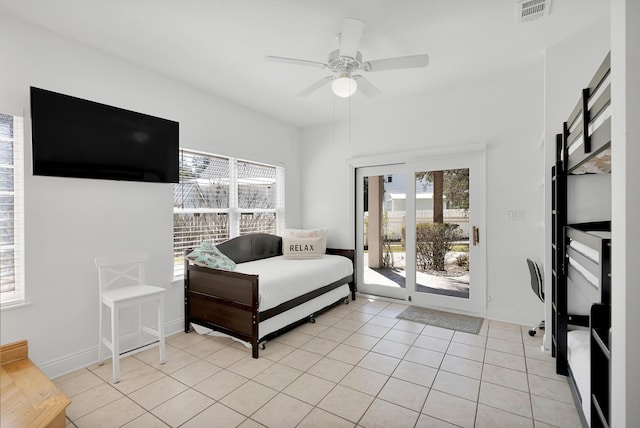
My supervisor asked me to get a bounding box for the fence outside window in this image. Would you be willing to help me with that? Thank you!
[173,149,283,277]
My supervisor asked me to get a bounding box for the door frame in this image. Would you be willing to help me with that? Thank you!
[355,163,410,301]
[348,144,487,317]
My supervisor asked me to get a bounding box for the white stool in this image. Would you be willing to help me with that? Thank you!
[95,253,166,383]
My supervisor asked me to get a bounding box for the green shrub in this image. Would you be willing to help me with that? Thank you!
[456,253,469,270]
[415,223,461,271]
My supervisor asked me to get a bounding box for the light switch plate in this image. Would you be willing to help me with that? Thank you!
[507,209,526,221]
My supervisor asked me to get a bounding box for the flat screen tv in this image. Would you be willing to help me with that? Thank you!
[30,86,179,183]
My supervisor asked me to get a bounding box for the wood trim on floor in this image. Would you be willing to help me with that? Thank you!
[0,340,71,428]
[0,339,28,366]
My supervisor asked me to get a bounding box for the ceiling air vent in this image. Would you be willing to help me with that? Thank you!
[517,0,551,24]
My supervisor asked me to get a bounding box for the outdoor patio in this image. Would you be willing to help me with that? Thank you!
[363,251,470,299]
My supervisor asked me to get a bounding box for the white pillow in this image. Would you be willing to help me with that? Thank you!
[283,228,327,253]
[282,236,324,259]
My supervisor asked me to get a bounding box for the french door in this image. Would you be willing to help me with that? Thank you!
[355,151,486,316]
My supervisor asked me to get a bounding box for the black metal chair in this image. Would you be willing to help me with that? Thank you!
[527,258,545,336]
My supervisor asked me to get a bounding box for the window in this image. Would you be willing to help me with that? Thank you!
[173,149,284,277]
[0,113,25,307]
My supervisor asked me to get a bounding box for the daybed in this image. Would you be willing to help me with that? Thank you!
[551,52,611,427]
[184,233,356,358]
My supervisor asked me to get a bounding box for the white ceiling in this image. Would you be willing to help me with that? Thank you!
[0,0,608,127]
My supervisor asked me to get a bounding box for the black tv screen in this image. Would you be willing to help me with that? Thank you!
[30,87,179,183]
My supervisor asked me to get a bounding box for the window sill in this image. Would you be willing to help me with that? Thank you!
[1,300,32,311]
[171,278,184,289]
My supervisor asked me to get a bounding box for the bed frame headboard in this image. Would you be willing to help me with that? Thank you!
[216,233,283,263]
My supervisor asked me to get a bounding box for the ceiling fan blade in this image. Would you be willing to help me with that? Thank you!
[339,18,364,59]
[297,77,333,97]
[353,75,382,98]
[365,54,429,72]
[265,56,327,69]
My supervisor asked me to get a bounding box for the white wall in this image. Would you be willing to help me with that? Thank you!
[543,21,611,352]
[0,14,302,378]
[611,0,640,425]
[301,62,547,326]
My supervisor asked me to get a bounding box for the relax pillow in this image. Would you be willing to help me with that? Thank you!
[282,236,324,260]
[186,241,236,271]
[283,228,327,253]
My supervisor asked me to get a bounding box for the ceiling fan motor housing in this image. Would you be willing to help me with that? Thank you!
[327,49,364,74]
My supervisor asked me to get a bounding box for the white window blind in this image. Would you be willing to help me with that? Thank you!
[0,113,25,307]
[173,149,284,277]
[237,160,278,235]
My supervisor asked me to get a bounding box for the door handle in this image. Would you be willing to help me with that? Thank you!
[472,226,479,246]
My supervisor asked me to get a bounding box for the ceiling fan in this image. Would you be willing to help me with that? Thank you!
[265,17,429,98]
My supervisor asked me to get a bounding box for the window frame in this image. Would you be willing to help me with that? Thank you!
[172,148,284,279]
[0,112,25,308]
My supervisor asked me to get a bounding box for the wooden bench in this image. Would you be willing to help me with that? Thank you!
[1,340,71,428]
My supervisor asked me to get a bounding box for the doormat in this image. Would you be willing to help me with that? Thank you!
[396,306,484,335]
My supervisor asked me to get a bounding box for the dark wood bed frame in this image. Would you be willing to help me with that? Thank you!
[184,233,356,358]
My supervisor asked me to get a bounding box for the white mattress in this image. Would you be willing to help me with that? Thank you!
[567,329,591,424]
[258,284,350,338]
[233,254,353,311]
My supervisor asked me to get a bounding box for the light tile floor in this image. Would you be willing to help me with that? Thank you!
[56,297,582,427]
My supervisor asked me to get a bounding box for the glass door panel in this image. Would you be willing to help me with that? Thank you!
[354,151,485,316]
[356,165,409,300]
[407,153,485,316]
[414,169,470,299]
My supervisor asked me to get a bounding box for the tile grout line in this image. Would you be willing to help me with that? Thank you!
[61,299,577,428]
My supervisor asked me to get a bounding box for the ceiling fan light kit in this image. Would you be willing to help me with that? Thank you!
[332,74,358,98]
[265,17,429,98]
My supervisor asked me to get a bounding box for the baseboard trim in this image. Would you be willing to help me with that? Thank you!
[486,307,543,329]
[41,317,185,379]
